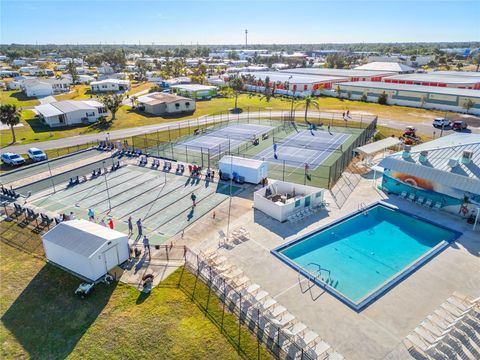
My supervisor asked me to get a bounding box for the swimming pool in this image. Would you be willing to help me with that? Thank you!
[272,203,461,311]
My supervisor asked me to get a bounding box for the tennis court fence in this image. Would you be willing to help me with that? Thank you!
[113,109,377,189]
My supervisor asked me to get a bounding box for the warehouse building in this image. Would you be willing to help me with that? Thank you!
[337,81,480,115]
[383,73,480,90]
[354,62,415,73]
[170,84,217,100]
[238,71,347,95]
[280,68,396,82]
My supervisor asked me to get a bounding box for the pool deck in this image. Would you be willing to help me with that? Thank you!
[173,175,480,360]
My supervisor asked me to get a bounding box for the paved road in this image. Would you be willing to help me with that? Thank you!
[3,111,479,154]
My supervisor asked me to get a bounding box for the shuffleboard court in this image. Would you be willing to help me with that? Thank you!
[255,130,350,169]
[30,165,239,244]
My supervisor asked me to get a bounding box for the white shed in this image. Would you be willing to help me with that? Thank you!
[42,220,129,281]
[219,156,268,184]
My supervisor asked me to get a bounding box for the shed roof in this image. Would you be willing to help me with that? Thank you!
[355,137,402,156]
[42,220,127,258]
[219,155,266,169]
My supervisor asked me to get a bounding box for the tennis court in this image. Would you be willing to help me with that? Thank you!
[30,165,239,244]
[255,129,351,169]
[175,123,273,155]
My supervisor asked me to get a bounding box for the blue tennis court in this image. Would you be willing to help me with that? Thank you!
[255,130,350,169]
[175,123,273,155]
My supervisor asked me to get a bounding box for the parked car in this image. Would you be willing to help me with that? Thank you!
[1,152,26,166]
[432,118,451,128]
[452,120,468,131]
[27,147,47,162]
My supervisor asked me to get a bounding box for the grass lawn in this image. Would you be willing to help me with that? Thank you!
[0,221,273,360]
[1,92,448,146]
[0,90,40,108]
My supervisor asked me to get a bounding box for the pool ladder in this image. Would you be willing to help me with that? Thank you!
[359,202,369,215]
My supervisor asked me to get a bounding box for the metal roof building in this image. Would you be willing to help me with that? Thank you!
[337,81,480,115]
[280,68,396,81]
[379,133,480,203]
[383,73,480,89]
[354,62,415,73]
[239,71,347,92]
[42,220,129,281]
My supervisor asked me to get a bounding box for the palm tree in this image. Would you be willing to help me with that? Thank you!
[297,96,319,125]
[0,104,21,143]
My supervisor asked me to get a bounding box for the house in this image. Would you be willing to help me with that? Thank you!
[137,92,196,115]
[22,77,71,97]
[0,70,20,78]
[170,84,218,100]
[254,180,325,222]
[35,100,107,127]
[354,62,415,74]
[12,59,27,66]
[90,79,130,93]
[379,133,480,216]
[64,74,95,84]
[97,65,114,74]
[42,220,129,281]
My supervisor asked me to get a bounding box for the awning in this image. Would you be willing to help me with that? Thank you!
[355,137,401,156]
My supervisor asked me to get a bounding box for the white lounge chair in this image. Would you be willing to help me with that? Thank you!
[433,202,442,210]
[416,196,425,205]
[424,199,433,207]
[297,330,319,348]
[271,312,295,328]
[407,193,416,202]
[218,230,229,245]
[400,191,408,198]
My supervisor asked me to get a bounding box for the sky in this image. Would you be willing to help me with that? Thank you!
[1,0,479,45]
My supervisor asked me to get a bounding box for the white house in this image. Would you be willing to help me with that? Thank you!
[42,220,129,281]
[219,156,268,184]
[22,77,71,97]
[254,180,325,222]
[35,100,107,127]
[12,59,27,66]
[64,74,95,84]
[97,65,114,74]
[90,79,130,93]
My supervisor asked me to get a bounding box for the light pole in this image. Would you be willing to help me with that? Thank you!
[226,155,233,239]
[103,161,112,212]
[47,159,56,193]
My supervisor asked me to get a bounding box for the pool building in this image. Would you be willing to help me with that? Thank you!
[379,133,480,218]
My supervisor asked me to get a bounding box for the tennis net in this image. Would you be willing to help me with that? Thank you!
[273,136,344,152]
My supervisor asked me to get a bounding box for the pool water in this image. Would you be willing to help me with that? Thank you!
[275,204,459,309]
